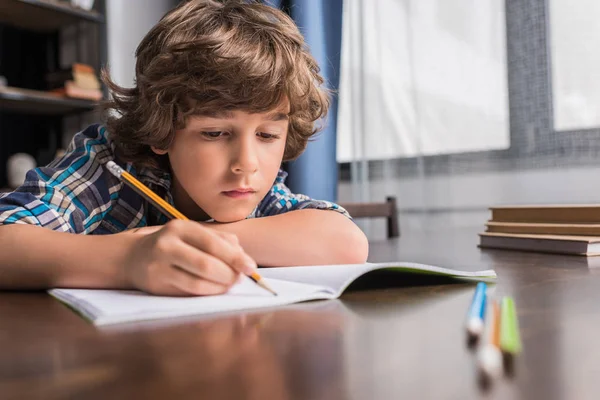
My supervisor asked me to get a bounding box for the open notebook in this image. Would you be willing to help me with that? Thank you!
[50,262,496,326]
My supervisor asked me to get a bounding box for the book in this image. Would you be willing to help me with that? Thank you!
[51,81,103,101]
[479,232,600,256]
[49,262,497,326]
[490,204,600,223]
[46,63,101,90]
[485,221,600,236]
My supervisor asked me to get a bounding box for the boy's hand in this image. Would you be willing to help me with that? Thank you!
[120,220,257,296]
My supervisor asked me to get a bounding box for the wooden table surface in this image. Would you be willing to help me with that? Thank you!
[2,228,600,399]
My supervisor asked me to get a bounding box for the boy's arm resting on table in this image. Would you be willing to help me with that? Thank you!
[206,209,369,267]
[0,221,255,294]
[0,224,132,289]
[0,125,131,289]
[0,125,135,290]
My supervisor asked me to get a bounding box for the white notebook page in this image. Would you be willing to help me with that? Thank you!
[50,277,334,326]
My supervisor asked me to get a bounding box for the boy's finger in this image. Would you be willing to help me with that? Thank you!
[177,223,257,275]
[167,266,230,296]
[169,240,240,286]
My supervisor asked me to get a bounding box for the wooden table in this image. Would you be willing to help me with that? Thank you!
[2,228,600,399]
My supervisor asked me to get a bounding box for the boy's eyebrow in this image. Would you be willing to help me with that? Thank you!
[265,112,289,121]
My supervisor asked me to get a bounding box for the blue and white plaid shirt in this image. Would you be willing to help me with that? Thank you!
[0,124,349,234]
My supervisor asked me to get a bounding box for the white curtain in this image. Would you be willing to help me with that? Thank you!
[337,0,509,163]
[550,0,600,131]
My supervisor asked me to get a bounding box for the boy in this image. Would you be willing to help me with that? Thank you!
[0,0,368,296]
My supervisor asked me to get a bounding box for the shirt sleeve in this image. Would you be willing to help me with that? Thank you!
[0,125,119,233]
[254,170,351,219]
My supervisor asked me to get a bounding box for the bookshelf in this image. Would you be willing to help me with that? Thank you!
[0,0,106,188]
[0,86,97,115]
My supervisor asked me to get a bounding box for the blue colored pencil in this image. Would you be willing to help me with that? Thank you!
[466,282,487,338]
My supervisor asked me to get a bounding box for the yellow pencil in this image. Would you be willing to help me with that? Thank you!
[105,160,277,296]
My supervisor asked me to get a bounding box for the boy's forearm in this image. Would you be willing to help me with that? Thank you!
[207,210,369,267]
[0,225,131,289]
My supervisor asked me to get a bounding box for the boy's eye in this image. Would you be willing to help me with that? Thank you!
[201,131,226,138]
[257,132,280,140]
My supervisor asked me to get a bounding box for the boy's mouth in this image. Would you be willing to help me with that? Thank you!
[222,188,256,199]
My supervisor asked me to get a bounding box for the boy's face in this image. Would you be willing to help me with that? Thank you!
[155,105,289,222]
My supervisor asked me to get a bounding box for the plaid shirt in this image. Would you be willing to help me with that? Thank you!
[0,124,349,234]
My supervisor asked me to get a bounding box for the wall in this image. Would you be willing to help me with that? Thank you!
[106,0,175,88]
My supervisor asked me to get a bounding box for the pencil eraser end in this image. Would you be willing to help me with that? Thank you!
[467,318,483,337]
[104,161,122,178]
[478,345,503,378]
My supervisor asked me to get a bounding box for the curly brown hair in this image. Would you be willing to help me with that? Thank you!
[102,0,330,170]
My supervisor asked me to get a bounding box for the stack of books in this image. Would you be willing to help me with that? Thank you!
[478,204,600,256]
[46,63,103,101]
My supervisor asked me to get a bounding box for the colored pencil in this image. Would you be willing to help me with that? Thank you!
[499,297,522,355]
[466,282,487,339]
[478,299,502,378]
[105,160,277,296]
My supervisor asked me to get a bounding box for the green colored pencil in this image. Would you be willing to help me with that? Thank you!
[499,297,522,355]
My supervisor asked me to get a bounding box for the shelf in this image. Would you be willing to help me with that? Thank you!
[0,86,98,115]
[0,0,105,31]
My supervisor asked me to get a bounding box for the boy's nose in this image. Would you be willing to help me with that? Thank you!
[231,140,259,174]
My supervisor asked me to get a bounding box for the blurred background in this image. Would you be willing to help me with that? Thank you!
[1,0,599,239]
[337,0,600,239]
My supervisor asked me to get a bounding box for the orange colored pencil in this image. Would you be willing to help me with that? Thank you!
[105,160,277,296]
[491,300,501,348]
[477,299,502,378]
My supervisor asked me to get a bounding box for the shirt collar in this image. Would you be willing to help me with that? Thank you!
[275,169,288,184]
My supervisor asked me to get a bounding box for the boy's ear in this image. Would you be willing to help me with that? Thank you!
[151,146,168,155]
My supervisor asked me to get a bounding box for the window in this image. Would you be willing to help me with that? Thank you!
[550,0,600,130]
[337,0,509,162]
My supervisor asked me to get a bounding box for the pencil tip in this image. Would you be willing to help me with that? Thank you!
[255,279,277,296]
[265,285,278,296]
